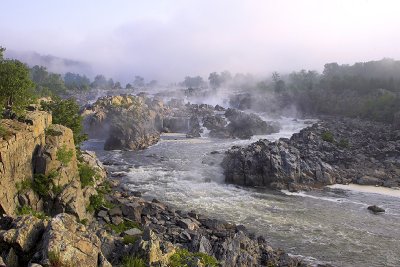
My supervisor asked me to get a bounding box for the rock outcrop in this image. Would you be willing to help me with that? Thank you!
[203,108,280,139]
[222,117,400,190]
[0,214,111,267]
[83,95,163,150]
[0,111,52,216]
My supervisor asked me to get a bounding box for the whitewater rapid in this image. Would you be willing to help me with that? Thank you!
[83,117,400,267]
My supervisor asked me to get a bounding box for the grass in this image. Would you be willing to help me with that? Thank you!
[321,131,334,143]
[106,219,141,234]
[122,256,146,267]
[56,145,74,166]
[169,249,219,267]
[16,205,47,220]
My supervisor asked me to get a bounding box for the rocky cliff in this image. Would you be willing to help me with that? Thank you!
[222,117,400,190]
[83,95,163,150]
[0,111,52,216]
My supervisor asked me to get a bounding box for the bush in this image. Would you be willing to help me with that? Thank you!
[107,219,141,234]
[169,249,219,267]
[338,138,349,148]
[56,145,74,166]
[79,163,97,188]
[16,205,47,219]
[122,256,146,267]
[16,179,33,193]
[45,127,63,136]
[0,125,12,139]
[41,98,87,146]
[32,172,59,197]
[321,131,334,143]
[87,193,113,213]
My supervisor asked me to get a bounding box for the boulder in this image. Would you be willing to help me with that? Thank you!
[133,228,176,266]
[40,213,111,267]
[0,215,46,253]
[367,205,385,213]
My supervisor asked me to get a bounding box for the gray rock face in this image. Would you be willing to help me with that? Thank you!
[203,109,280,139]
[84,95,163,151]
[222,117,400,190]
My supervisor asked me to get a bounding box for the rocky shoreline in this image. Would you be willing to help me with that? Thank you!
[222,116,400,191]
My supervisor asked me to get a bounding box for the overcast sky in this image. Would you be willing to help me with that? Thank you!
[1,0,400,83]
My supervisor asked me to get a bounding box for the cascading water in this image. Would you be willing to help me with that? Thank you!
[82,116,400,267]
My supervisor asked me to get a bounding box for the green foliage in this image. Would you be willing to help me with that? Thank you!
[87,192,113,213]
[56,145,74,166]
[123,235,140,245]
[16,179,33,193]
[97,180,112,194]
[64,72,90,91]
[79,163,97,188]
[31,65,67,96]
[0,56,35,116]
[338,138,349,148]
[16,205,47,219]
[321,131,334,143]
[122,256,146,267]
[41,97,87,145]
[32,171,59,198]
[107,219,141,234]
[87,194,104,213]
[169,249,219,267]
[45,127,63,136]
[79,218,89,226]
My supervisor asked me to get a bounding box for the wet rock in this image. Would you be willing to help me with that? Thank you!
[222,117,400,190]
[367,205,385,213]
[356,176,382,186]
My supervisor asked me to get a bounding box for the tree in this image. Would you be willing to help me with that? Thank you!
[0,53,35,116]
[91,74,108,89]
[208,72,221,89]
[272,72,285,93]
[125,83,133,89]
[64,72,90,91]
[30,65,67,96]
[107,78,114,89]
[181,76,204,88]
[147,80,158,87]
[133,76,145,87]
[41,97,87,145]
[113,81,122,89]
[0,46,4,60]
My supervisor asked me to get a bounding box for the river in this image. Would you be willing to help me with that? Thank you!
[82,116,400,267]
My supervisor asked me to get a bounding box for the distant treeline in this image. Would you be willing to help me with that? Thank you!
[30,65,158,96]
[280,58,400,123]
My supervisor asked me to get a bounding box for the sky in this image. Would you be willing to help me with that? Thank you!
[1,0,400,83]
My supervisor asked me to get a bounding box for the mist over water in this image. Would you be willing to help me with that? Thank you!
[83,117,400,267]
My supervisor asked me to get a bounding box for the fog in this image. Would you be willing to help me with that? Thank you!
[1,0,400,83]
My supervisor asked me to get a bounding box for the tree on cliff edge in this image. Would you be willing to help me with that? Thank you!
[0,47,35,116]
